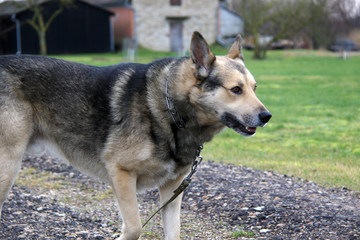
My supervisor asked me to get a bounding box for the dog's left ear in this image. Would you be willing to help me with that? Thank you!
[227,35,244,61]
[190,31,216,78]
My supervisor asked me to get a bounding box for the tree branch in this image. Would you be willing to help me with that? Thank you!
[45,7,64,31]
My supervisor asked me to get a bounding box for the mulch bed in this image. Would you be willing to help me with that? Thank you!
[1,156,359,239]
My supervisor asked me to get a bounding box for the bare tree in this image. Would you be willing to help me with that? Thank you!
[300,0,360,49]
[328,0,360,34]
[234,0,317,59]
[15,0,73,55]
[302,0,332,49]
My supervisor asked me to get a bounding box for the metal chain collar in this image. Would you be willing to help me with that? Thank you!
[165,79,186,129]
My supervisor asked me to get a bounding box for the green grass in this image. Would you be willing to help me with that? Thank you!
[230,229,256,238]
[54,48,360,191]
[205,50,360,191]
[50,47,179,65]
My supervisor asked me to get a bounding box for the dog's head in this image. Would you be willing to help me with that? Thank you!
[189,32,271,136]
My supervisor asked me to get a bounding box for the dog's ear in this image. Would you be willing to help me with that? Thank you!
[227,35,244,61]
[190,31,216,78]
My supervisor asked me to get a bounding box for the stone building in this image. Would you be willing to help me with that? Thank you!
[133,0,219,52]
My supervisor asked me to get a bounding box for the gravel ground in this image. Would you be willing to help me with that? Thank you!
[1,155,359,239]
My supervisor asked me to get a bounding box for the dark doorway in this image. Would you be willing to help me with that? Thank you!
[169,20,183,52]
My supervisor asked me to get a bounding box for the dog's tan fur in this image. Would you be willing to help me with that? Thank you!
[0,32,271,239]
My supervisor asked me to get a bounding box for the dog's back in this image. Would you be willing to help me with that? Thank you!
[0,55,179,183]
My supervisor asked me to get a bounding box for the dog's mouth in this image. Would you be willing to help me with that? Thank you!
[237,125,257,136]
[221,113,256,137]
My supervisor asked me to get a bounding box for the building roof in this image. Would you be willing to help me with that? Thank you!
[0,0,114,17]
[219,4,242,20]
[0,0,47,17]
[84,0,130,8]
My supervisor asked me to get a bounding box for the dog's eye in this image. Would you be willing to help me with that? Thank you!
[231,86,242,94]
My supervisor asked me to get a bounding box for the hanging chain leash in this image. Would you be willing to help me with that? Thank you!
[142,145,203,228]
[142,79,203,228]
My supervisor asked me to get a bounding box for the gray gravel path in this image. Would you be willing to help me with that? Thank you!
[0,155,359,239]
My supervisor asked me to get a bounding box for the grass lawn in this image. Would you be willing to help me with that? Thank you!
[54,48,360,191]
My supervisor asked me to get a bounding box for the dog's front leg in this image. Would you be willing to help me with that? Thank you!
[159,173,187,240]
[108,167,141,240]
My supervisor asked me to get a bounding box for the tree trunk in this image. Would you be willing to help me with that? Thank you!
[253,44,267,60]
[38,30,47,55]
[253,34,262,59]
[260,48,267,59]
[253,45,262,59]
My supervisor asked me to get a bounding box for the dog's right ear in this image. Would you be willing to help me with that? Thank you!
[226,35,244,61]
[190,31,216,79]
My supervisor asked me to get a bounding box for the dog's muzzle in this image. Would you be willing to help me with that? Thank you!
[221,111,272,136]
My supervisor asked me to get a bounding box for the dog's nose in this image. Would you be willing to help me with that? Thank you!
[259,111,272,124]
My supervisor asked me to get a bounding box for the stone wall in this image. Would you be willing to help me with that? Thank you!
[133,0,218,52]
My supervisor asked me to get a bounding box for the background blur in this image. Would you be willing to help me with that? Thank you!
[1,0,360,57]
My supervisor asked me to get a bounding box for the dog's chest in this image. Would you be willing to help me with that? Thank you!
[135,159,188,191]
